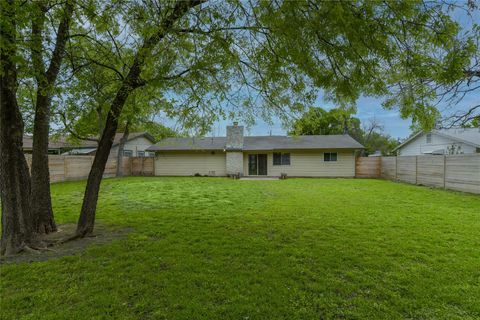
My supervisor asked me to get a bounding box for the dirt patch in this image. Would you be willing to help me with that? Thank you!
[1,223,131,264]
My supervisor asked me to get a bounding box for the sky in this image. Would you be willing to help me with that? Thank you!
[205,95,413,139]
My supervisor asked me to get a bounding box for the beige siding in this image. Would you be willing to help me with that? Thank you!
[113,136,155,157]
[243,150,356,177]
[155,151,226,176]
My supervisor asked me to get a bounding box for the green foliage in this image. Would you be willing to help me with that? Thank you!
[127,121,180,141]
[362,131,399,156]
[289,107,362,141]
[289,107,399,155]
[1,177,479,318]
[51,0,470,136]
[381,4,478,128]
[462,116,480,128]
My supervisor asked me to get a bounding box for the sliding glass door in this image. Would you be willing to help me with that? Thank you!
[248,154,267,176]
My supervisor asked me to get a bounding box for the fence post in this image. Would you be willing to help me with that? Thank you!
[152,156,155,176]
[443,155,446,189]
[395,156,398,181]
[415,156,418,185]
[63,156,67,182]
[378,157,382,178]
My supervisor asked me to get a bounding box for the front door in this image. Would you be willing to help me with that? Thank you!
[248,154,268,176]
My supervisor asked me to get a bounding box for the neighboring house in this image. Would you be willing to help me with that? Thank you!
[113,132,156,158]
[64,132,156,157]
[23,136,71,155]
[146,123,364,177]
[393,128,480,156]
[24,132,156,157]
[368,150,382,157]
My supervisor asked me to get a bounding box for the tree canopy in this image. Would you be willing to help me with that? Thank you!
[289,107,399,155]
[51,0,474,134]
[1,0,476,254]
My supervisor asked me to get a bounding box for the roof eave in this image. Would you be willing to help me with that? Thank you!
[392,131,424,152]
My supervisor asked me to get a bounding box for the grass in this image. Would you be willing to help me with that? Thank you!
[1,177,479,319]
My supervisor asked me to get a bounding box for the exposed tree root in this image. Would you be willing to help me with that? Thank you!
[56,232,95,245]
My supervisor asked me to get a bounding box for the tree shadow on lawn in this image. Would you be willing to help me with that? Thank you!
[0,222,131,264]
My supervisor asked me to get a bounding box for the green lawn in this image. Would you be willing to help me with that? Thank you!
[1,177,480,319]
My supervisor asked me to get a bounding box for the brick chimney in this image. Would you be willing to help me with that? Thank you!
[226,122,244,151]
[226,123,244,176]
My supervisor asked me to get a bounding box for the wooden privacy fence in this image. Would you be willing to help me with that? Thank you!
[355,154,480,194]
[355,157,381,178]
[24,155,154,183]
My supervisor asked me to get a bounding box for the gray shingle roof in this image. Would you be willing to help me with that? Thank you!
[23,132,155,150]
[147,134,364,151]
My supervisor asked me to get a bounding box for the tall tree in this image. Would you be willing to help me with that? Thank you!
[289,107,399,155]
[30,0,74,234]
[0,0,35,255]
[289,107,363,142]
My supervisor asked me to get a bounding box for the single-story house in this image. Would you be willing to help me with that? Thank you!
[23,132,156,157]
[393,128,480,156]
[23,135,71,155]
[146,123,364,177]
[62,132,156,157]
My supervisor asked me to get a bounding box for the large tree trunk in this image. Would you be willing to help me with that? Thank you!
[75,0,203,237]
[30,1,74,234]
[116,122,130,177]
[30,93,56,233]
[0,0,35,255]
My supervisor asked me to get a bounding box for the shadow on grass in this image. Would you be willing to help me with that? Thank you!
[1,222,131,264]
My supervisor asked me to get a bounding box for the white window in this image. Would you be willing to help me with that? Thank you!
[137,151,145,157]
[324,152,338,162]
[426,133,432,144]
[123,150,133,157]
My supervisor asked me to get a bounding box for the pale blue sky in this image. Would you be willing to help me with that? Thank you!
[205,95,413,139]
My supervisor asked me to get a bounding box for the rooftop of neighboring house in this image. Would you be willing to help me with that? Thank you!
[23,132,155,150]
[393,127,480,151]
